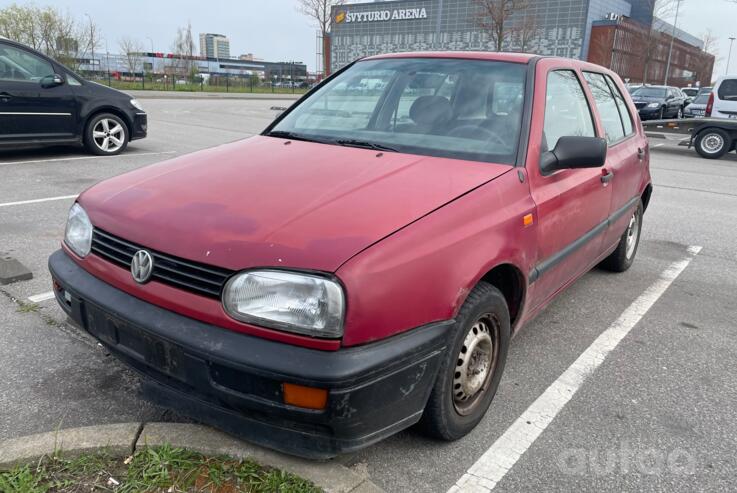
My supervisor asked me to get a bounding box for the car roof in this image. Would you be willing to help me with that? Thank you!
[363,51,538,64]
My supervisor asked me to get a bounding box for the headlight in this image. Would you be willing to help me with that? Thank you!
[647,102,660,108]
[130,99,145,112]
[223,270,344,338]
[64,203,92,258]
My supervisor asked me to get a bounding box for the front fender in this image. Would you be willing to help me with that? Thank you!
[336,170,536,347]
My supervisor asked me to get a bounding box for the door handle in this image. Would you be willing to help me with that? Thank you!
[0,92,11,102]
[637,147,645,160]
[601,169,614,185]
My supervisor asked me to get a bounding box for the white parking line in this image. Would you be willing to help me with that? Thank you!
[0,150,176,167]
[28,291,55,303]
[0,194,78,208]
[450,245,703,493]
[652,143,665,147]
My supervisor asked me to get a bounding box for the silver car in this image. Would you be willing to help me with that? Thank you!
[683,92,709,118]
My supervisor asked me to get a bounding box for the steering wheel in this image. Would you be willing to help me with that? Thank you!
[447,125,507,148]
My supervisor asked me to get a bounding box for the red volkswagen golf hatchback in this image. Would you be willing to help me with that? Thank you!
[50,53,651,458]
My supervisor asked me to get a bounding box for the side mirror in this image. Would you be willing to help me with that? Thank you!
[541,136,607,174]
[40,74,64,88]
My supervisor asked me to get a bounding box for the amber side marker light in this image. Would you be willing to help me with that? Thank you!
[523,213,534,227]
[283,383,328,410]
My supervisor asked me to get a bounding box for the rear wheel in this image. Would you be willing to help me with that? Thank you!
[600,200,643,273]
[420,282,510,440]
[84,113,129,156]
[658,107,665,120]
[695,128,731,159]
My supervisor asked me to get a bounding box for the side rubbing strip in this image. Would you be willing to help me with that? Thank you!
[528,196,640,285]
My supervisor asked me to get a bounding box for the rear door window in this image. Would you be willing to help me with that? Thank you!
[605,75,634,136]
[583,72,625,144]
[543,70,596,152]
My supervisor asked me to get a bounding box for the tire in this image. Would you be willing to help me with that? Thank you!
[677,106,683,119]
[695,128,731,159]
[419,282,510,441]
[84,113,129,156]
[600,200,643,273]
[658,107,665,120]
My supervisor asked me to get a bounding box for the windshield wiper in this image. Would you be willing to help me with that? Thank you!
[335,139,399,152]
[265,130,330,144]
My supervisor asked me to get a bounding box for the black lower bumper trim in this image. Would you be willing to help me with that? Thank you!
[49,250,452,458]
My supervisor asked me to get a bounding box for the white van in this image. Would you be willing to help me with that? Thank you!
[707,76,737,119]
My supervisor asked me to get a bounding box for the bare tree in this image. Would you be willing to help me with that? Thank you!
[297,0,345,74]
[171,21,196,81]
[637,0,679,83]
[474,0,529,52]
[0,4,99,70]
[119,37,144,80]
[82,15,102,68]
[511,10,539,52]
[693,30,718,84]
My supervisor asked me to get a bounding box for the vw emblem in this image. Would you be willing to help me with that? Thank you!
[131,250,154,284]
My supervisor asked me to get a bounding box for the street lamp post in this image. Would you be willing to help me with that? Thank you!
[663,0,683,86]
[84,13,95,77]
[145,37,154,89]
[727,37,736,75]
[105,39,110,87]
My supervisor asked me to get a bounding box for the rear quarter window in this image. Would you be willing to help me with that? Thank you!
[717,79,737,100]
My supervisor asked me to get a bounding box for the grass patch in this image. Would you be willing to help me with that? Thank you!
[99,79,308,95]
[0,445,321,492]
[15,302,39,313]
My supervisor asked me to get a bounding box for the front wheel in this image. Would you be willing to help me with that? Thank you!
[676,106,683,119]
[695,128,731,159]
[600,200,643,272]
[84,113,129,156]
[419,282,510,440]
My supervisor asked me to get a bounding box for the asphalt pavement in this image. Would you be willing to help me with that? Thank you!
[1,100,735,492]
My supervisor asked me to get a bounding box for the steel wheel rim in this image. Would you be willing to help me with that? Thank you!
[453,314,500,416]
[702,134,724,154]
[625,211,640,260]
[93,119,125,153]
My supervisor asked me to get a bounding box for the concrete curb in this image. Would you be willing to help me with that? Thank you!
[0,422,383,493]
[126,90,302,101]
[0,423,141,468]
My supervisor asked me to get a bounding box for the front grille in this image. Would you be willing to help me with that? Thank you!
[91,228,233,298]
[634,102,647,109]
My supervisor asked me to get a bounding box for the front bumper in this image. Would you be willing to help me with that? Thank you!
[49,250,451,458]
[637,107,662,120]
[130,113,147,140]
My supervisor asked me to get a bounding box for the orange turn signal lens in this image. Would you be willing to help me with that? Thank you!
[283,383,328,410]
[523,213,534,227]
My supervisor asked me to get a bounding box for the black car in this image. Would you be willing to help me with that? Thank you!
[0,37,146,155]
[630,85,687,120]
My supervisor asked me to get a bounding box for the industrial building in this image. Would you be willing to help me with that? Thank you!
[328,0,713,85]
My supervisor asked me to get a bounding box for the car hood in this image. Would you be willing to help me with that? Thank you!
[79,136,511,272]
[84,80,131,100]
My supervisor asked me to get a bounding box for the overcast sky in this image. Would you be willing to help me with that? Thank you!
[1,0,735,77]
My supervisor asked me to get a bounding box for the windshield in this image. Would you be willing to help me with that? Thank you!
[632,87,666,98]
[267,58,527,165]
